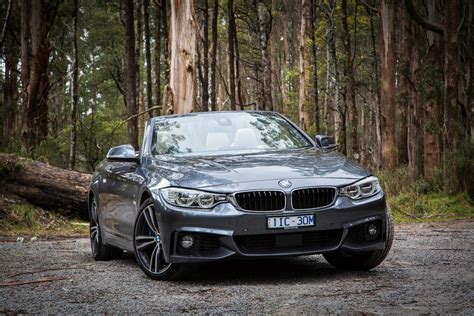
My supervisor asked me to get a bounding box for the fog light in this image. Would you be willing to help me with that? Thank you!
[367,223,378,236]
[179,235,195,249]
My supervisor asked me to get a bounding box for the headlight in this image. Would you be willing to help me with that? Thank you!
[339,176,381,200]
[159,187,227,209]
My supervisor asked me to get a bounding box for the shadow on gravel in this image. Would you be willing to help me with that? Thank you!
[115,252,380,285]
[187,257,378,285]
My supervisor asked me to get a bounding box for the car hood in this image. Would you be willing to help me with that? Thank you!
[146,148,370,190]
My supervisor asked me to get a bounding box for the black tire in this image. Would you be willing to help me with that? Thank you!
[133,198,192,281]
[323,210,394,270]
[89,195,123,261]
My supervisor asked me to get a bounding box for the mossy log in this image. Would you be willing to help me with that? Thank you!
[0,154,91,218]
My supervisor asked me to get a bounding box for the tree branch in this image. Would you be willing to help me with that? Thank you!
[110,106,162,137]
[404,0,444,35]
[360,0,378,13]
[0,276,75,287]
[0,0,12,50]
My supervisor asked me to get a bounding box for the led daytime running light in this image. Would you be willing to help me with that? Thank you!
[340,176,380,200]
[160,187,227,209]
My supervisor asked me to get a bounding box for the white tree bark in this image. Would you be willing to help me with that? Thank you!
[298,0,310,130]
[170,0,197,114]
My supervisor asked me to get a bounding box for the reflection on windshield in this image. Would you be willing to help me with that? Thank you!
[151,112,312,156]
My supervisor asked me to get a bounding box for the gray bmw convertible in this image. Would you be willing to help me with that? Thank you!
[88,111,393,280]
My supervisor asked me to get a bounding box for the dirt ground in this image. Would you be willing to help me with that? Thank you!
[1,221,473,314]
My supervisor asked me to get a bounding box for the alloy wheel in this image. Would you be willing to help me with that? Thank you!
[134,204,171,274]
[90,198,100,256]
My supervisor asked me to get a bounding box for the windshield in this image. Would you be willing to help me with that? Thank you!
[151,112,312,156]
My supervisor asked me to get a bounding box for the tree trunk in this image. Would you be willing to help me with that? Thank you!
[227,0,237,110]
[443,0,464,187]
[323,44,331,133]
[144,0,153,118]
[2,47,18,147]
[232,2,244,110]
[310,0,319,134]
[162,0,170,86]
[408,23,423,180]
[125,0,139,149]
[423,0,443,181]
[0,154,91,218]
[69,0,79,170]
[379,0,397,169]
[0,0,13,50]
[258,0,273,111]
[136,0,145,142]
[20,0,30,142]
[298,0,310,131]
[367,3,382,168]
[323,1,345,152]
[209,0,218,111]
[397,4,410,165]
[169,0,196,113]
[196,35,203,111]
[280,8,290,115]
[1,0,17,148]
[202,0,210,111]
[270,3,281,113]
[465,1,473,142]
[154,1,161,114]
[332,46,345,152]
[235,35,244,110]
[29,0,50,145]
[342,0,358,157]
[21,0,55,153]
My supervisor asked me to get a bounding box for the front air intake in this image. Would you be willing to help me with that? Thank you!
[291,187,336,209]
[234,191,285,211]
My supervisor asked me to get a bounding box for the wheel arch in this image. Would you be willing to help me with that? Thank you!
[88,190,95,218]
[139,188,153,207]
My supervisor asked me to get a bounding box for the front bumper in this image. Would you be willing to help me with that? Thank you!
[153,192,389,263]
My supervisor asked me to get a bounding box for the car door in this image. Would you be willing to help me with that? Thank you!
[101,160,144,243]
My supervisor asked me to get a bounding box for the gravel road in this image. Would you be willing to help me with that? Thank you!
[1,221,473,314]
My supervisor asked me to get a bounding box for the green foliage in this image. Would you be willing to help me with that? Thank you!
[0,198,88,237]
[377,166,443,196]
[444,142,474,198]
[0,155,24,180]
[305,124,317,138]
[34,130,71,168]
[425,120,441,135]
[10,203,37,228]
[377,165,473,223]
[418,63,443,105]
[376,167,414,196]
[388,192,474,223]
[1,138,23,156]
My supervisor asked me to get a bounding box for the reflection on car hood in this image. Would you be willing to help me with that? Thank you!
[147,148,370,189]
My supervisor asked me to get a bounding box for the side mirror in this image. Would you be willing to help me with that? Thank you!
[315,135,337,150]
[106,144,140,162]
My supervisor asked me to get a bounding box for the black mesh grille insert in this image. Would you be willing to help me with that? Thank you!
[346,224,366,243]
[234,191,285,211]
[198,234,221,252]
[345,220,383,244]
[235,229,342,254]
[291,187,336,209]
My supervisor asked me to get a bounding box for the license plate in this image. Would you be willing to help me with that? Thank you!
[267,214,315,229]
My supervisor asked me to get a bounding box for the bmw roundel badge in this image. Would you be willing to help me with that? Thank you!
[278,179,292,188]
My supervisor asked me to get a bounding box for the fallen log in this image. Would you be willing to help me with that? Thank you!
[0,154,91,218]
